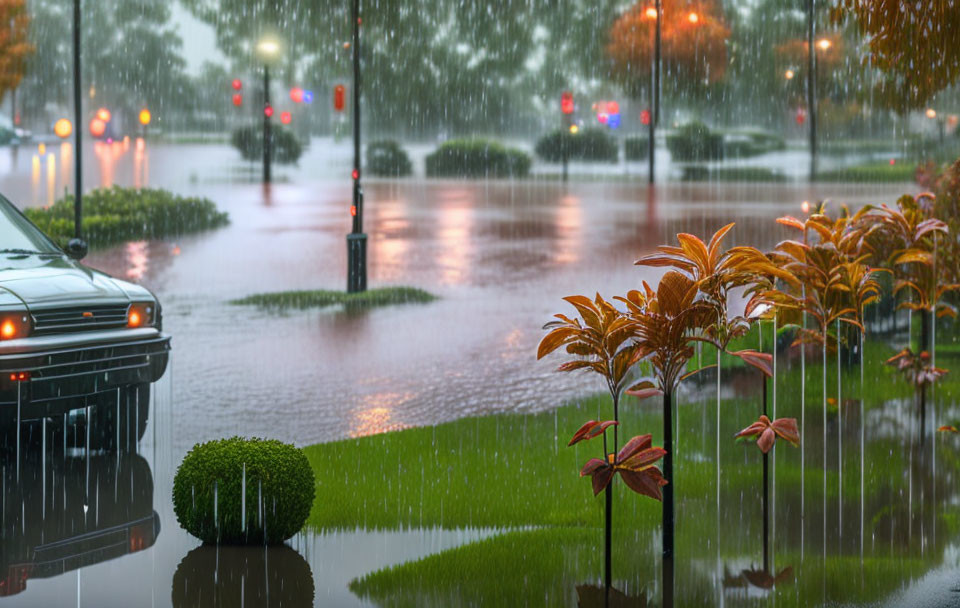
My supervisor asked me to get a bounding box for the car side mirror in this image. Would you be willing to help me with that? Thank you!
[65,238,88,260]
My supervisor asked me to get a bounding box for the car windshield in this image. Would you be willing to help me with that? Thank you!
[0,196,61,257]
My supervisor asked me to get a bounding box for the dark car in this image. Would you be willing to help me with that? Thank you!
[0,194,170,448]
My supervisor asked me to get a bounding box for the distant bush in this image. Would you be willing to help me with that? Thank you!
[666,121,724,162]
[366,140,413,177]
[624,136,650,161]
[534,128,618,163]
[173,437,315,545]
[24,186,229,249]
[815,162,917,183]
[231,286,437,310]
[426,139,531,178]
[723,131,787,159]
[231,125,303,164]
[680,166,788,182]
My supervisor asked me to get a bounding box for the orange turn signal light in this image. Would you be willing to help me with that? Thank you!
[0,314,29,340]
[126,303,154,328]
[8,372,29,382]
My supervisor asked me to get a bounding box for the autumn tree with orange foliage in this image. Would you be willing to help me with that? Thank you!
[0,0,33,104]
[832,0,960,112]
[607,0,730,98]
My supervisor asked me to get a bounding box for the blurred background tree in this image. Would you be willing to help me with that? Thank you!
[0,0,33,111]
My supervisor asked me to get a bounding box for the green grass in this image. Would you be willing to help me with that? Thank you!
[25,186,229,249]
[815,161,918,183]
[304,321,960,606]
[681,166,789,182]
[229,287,437,310]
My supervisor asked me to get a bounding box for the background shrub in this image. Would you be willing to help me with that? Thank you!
[24,186,229,249]
[534,128,618,163]
[172,437,315,545]
[366,140,413,177]
[723,130,787,159]
[624,136,650,161]
[231,125,303,164]
[425,139,531,178]
[666,121,724,162]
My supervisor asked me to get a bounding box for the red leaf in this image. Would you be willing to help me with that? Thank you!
[729,349,773,378]
[616,434,653,462]
[590,466,616,496]
[568,420,618,447]
[757,428,776,454]
[619,467,667,500]
[580,458,608,476]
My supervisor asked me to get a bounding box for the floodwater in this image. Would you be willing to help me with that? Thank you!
[3,139,953,606]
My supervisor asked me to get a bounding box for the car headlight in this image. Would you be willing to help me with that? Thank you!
[0,312,31,340]
[127,302,156,328]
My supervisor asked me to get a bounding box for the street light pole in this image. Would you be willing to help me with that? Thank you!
[649,0,661,185]
[807,0,817,180]
[263,64,272,184]
[347,0,367,293]
[72,0,82,239]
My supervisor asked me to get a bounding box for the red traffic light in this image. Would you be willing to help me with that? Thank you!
[334,85,346,112]
[606,101,620,115]
[232,79,242,91]
[352,169,359,180]
[640,109,651,125]
[264,105,274,118]
[232,93,242,107]
[561,91,574,115]
[280,111,292,125]
[290,87,304,103]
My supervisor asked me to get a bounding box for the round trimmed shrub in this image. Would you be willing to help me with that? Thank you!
[366,140,413,177]
[534,128,618,163]
[172,437,315,544]
[624,136,650,161]
[425,138,531,178]
[666,120,724,162]
[231,125,303,164]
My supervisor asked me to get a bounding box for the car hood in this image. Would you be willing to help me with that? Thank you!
[0,255,153,309]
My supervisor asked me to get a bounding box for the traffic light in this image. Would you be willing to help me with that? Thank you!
[334,85,346,112]
[561,91,574,115]
[640,109,651,126]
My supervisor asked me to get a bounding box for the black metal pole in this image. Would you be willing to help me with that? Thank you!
[346,0,367,293]
[662,389,674,608]
[263,65,272,184]
[604,483,612,600]
[762,374,769,572]
[72,0,82,239]
[650,0,661,185]
[807,0,817,180]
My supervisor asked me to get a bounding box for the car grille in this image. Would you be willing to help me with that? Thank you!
[31,305,130,335]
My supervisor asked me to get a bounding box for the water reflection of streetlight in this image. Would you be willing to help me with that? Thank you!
[256,36,281,184]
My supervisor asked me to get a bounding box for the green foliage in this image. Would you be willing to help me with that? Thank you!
[666,121,724,162]
[23,186,229,249]
[815,161,917,183]
[231,125,304,164]
[680,166,788,182]
[425,139,531,178]
[533,128,618,163]
[230,287,437,310]
[366,140,413,177]
[624,136,650,161]
[173,437,315,545]
[723,130,787,158]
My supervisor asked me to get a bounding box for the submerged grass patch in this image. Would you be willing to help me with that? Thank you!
[230,286,437,310]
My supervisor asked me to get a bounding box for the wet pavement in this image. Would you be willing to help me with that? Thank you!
[0,139,940,606]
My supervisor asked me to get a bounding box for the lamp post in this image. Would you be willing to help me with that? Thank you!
[648,2,661,184]
[72,0,82,239]
[256,38,280,184]
[806,0,817,180]
[347,0,367,293]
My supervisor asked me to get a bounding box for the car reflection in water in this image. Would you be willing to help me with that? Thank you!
[172,544,315,608]
[0,446,159,598]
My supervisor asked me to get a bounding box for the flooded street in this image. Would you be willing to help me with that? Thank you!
[3,140,954,607]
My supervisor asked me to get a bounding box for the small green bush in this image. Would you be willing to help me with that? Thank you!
[624,136,650,161]
[231,125,303,164]
[723,131,787,159]
[366,140,413,177]
[534,128,618,163]
[426,139,531,178]
[666,121,724,162]
[230,286,436,310]
[173,437,315,545]
[680,166,788,182]
[24,186,229,249]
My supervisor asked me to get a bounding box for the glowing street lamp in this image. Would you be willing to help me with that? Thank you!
[139,108,151,126]
[256,36,281,184]
[816,38,832,51]
[644,6,658,19]
[926,108,937,119]
[96,108,111,122]
[688,12,699,23]
[54,118,73,139]
[785,69,795,80]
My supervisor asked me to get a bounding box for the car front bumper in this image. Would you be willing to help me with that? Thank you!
[0,328,171,419]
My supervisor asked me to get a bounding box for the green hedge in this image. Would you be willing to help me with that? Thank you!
[723,130,786,158]
[425,139,531,178]
[366,140,413,177]
[666,121,724,162]
[231,125,303,164]
[624,136,650,161]
[534,128,618,163]
[172,437,315,545]
[24,186,229,249]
